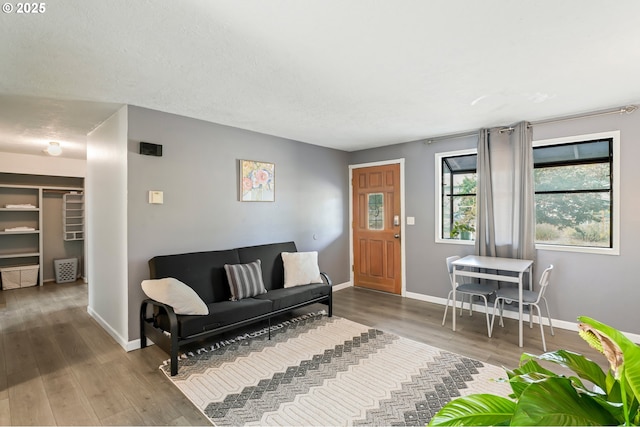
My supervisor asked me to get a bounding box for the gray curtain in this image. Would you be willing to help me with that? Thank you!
[475,121,535,261]
[510,122,536,260]
[474,128,496,257]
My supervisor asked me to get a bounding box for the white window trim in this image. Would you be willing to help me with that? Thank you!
[435,148,476,245]
[533,130,620,256]
[434,130,620,255]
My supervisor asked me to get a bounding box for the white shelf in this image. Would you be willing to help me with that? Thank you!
[0,252,40,259]
[0,186,42,287]
[0,230,40,235]
[63,193,84,241]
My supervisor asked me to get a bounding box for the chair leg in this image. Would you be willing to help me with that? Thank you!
[468,295,474,316]
[442,291,453,326]
[535,304,547,352]
[499,298,505,327]
[490,298,500,334]
[529,304,534,329]
[542,297,554,336]
[481,295,491,337]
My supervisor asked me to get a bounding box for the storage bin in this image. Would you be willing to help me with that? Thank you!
[1,265,39,290]
[54,258,78,283]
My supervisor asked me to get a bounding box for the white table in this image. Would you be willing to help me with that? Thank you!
[451,255,533,347]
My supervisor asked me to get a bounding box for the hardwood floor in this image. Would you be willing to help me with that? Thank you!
[0,282,605,425]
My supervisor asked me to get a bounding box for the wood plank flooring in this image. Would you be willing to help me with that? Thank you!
[0,282,605,425]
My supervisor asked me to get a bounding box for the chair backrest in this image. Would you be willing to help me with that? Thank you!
[445,255,461,287]
[535,264,554,303]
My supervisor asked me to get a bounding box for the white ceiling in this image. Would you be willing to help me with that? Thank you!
[1,0,640,159]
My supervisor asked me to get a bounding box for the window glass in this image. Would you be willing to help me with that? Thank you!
[535,192,610,247]
[534,163,610,192]
[441,153,477,241]
[368,193,384,230]
[534,139,613,248]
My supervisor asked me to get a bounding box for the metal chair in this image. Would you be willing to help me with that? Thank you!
[491,265,554,351]
[442,255,497,337]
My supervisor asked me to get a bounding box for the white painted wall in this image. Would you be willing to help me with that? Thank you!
[0,152,86,177]
[86,105,129,348]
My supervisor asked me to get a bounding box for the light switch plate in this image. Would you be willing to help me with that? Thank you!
[407,216,415,225]
[149,191,163,204]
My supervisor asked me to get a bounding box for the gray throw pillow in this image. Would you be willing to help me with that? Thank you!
[224,259,267,300]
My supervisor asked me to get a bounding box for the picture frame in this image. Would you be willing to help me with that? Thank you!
[240,159,275,202]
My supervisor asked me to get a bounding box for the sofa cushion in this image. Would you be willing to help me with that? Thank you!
[237,241,297,291]
[224,259,267,300]
[141,277,208,315]
[254,283,330,311]
[156,298,273,338]
[282,251,322,288]
[149,249,240,304]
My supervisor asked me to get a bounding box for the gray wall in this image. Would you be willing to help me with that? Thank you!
[126,106,351,339]
[349,111,640,335]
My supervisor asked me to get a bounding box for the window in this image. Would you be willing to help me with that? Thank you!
[534,131,619,254]
[435,131,619,254]
[436,149,477,243]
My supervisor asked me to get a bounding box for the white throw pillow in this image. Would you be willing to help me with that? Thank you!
[282,251,323,288]
[141,277,209,315]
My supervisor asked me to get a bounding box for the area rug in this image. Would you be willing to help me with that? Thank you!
[160,312,511,426]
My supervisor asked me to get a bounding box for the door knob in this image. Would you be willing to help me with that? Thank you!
[394,234,400,238]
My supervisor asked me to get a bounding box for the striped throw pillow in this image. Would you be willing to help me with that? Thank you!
[224,259,267,301]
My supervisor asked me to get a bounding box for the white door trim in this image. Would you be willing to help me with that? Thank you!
[348,158,406,296]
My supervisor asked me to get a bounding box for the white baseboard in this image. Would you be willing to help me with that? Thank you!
[125,338,154,351]
[87,306,132,351]
[405,291,640,343]
[332,281,352,291]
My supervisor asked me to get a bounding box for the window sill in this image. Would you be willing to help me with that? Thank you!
[535,243,619,256]
[436,238,474,246]
[435,240,619,255]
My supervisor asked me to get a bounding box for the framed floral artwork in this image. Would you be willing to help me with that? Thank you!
[240,160,275,202]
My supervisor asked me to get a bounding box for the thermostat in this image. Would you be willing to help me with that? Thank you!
[149,191,164,204]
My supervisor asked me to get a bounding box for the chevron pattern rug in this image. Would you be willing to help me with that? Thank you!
[160,312,510,426]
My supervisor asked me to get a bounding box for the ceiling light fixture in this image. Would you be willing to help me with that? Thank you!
[44,141,62,156]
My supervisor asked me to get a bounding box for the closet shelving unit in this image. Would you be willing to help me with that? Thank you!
[0,184,83,288]
[0,184,42,287]
[63,192,84,241]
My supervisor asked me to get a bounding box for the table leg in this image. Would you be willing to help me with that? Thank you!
[452,268,457,332]
[518,271,524,347]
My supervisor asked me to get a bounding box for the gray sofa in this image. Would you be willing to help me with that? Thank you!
[139,241,332,375]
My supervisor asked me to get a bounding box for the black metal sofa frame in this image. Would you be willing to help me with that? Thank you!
[139,241,332,376]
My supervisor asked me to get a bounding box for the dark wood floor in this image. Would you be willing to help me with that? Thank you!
[0,282,604,425]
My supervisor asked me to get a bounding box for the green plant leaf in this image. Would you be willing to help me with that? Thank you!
[536,349,607,390]
[429,394,515,426]
[516,357,558,377]
[506,359,559,399]
[579,316,640,405]
[511,377,620,426]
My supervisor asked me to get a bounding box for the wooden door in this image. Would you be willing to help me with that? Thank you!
[352,163,402,294]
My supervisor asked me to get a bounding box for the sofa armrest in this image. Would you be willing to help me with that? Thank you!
[140,298,180,375]
[320,272,333,286]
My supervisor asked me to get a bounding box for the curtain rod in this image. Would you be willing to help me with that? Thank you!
[425,105,637,144]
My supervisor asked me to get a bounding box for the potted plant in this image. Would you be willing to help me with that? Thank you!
[429,316,640,426]
[451,221,475,240]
